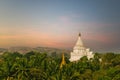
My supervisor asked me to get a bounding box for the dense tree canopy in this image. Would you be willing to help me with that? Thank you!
[0,52,120,80]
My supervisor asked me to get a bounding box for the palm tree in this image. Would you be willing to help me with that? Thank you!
[0,59,15,80]
[12,57,30,80]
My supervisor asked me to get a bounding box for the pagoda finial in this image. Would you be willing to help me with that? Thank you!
[79,33,81,36]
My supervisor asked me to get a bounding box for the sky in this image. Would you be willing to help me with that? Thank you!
[0,0,120,52]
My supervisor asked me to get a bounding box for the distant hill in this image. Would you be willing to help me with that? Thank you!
[0,47,71,57]
[8,47,33,54]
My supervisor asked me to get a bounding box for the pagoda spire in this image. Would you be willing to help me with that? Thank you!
[60,53,66,68]
[75,32,83,47]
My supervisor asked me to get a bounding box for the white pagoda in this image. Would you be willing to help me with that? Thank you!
[69,33,94,62]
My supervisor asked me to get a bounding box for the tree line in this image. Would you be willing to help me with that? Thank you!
[0,51,120,80]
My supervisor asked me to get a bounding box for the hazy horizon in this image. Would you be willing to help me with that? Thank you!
[0,0,120,52]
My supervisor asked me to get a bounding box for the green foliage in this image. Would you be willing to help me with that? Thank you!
[0,52,120,80]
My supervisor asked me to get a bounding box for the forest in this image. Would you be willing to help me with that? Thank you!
[0,51,120,80]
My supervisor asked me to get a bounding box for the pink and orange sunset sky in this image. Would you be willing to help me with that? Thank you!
[0,0,120,52]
